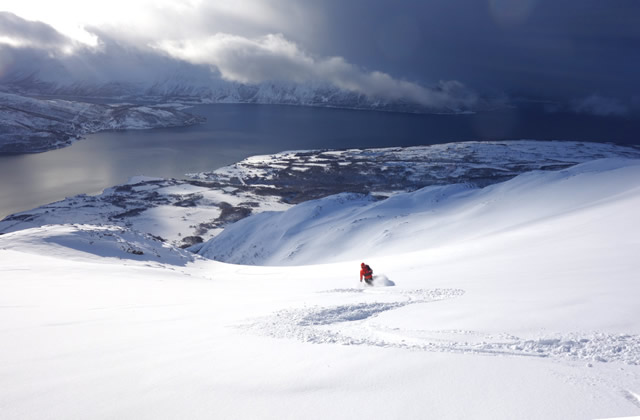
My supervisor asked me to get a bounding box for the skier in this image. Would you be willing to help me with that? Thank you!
[360,262,374,285]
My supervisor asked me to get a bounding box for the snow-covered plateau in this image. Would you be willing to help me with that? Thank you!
[0,92,204,153]
[1,141,640,419]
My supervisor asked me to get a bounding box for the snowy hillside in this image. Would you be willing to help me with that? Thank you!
[1,152,639,419]
[0,224,195,265]
[0,92,204,153]
[198,158,640,265]
[3,141,639,248]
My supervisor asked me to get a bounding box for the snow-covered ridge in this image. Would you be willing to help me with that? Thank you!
[0,92,204,153]
[0,224,195,266]
[2,141,639,249]
[198,158,640,265]
[2,76,478,115]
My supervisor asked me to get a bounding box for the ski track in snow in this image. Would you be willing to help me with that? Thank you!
[240,287,640,365]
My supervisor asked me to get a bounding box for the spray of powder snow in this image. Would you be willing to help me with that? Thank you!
[364,274,395,287]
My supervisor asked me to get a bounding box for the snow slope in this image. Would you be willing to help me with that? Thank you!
[199,158,640,266]
[1,157,640,419]
[0,224,195,266]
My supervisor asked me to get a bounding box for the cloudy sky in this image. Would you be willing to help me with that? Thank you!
[1,0,639,114]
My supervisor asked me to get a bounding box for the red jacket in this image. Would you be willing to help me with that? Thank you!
[360,265,373,281]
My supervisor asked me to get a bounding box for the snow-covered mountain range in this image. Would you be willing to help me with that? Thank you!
[0,92,204,153]
[1,140,639,419]
[1,72,477,113]
[0,75,478,154]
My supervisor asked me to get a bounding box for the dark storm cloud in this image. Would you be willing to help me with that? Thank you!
[0,12,480,110]
[158,33,478,109]
[0,11,71,49]
[1,1,639,113]
[287,0,640,108]
[570,95,629,117]
[0,19,214,86]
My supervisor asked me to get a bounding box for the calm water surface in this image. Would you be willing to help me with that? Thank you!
[1,103,638,219]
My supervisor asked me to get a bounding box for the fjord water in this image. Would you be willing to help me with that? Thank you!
[1,103,638,219]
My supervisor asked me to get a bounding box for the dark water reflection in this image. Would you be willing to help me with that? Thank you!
[1,103,638,219]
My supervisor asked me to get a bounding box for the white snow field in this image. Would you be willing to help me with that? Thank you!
[1,158,640,419]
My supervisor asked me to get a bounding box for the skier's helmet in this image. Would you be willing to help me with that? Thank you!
[361,262,365,268]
